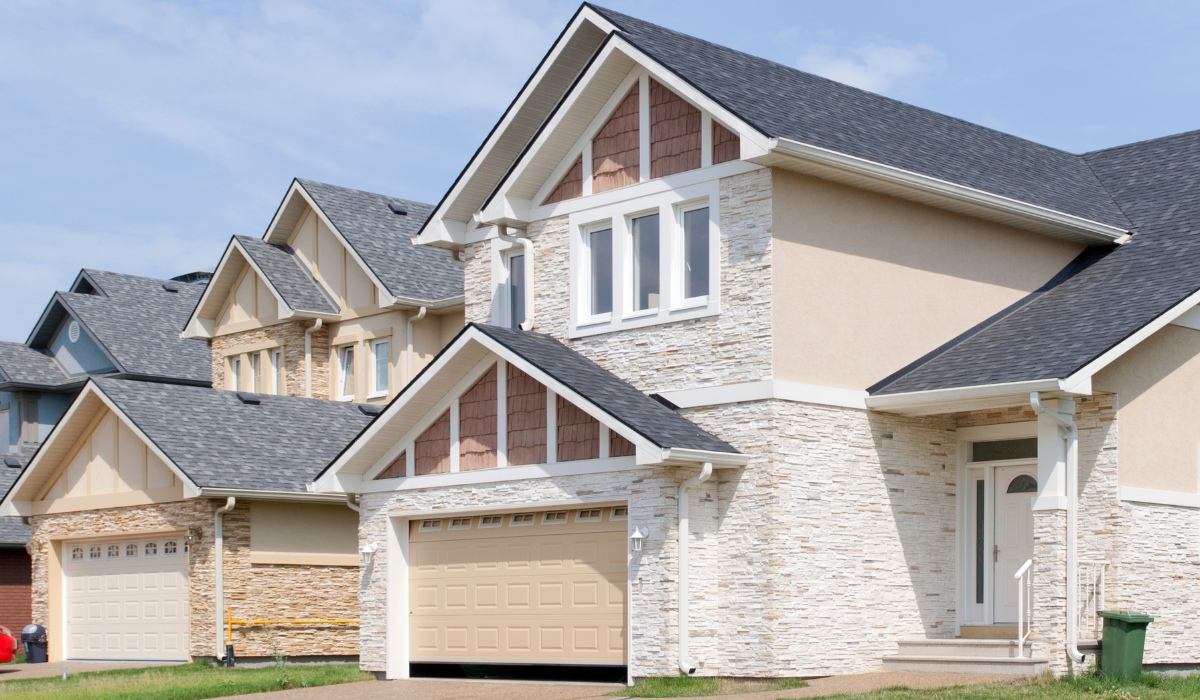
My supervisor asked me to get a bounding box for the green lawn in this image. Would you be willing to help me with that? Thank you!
[0,661,371,700]
[815,673,1200,699]
[615,676,808,697]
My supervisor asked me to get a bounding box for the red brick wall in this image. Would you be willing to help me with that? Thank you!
[0,548,31,634]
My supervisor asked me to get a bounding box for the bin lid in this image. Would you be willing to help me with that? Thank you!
[1099,610,1154,624]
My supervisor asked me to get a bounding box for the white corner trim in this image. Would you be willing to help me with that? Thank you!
[658,379,869,410]
[767,138,1130,244]
[1119,486,1200,509]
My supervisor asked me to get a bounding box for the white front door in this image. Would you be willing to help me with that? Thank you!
[992,466,1036,624]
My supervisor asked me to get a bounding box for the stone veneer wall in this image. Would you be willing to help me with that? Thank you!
[210,321,330,400]
[30,499,358,659]
[463,169,775,393]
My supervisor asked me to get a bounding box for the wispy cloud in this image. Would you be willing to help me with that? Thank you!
[798,40,946,96]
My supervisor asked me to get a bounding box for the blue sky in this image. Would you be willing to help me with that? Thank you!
[2,0,1199,340]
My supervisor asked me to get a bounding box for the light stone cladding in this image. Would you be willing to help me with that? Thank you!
[30,498,358,660]
[210,321,330,400]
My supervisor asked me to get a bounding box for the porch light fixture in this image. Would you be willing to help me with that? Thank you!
[359,542,379,566]
[630,527,645,552]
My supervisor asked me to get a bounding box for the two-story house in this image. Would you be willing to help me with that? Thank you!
[317,4,1200,682]
[1,178,466,664]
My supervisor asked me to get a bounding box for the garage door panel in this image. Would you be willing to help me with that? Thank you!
[409,506,627,665]
[64,536,189,661]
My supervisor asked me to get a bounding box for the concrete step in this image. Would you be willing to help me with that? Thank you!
[896,639,1029,659]
[961,625,1018,639]
[882,655,1049,676]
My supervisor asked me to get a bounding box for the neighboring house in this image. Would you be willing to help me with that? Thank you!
[0,268,213,637]
[183,178,464,403]
[316,3,1200,682]
[1,378,372,662]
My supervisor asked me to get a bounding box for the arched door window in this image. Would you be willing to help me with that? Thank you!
[1007,474,1038,494]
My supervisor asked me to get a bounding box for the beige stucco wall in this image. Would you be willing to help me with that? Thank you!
[30,498,359,661]
[249,501,358,565]
[1094,324,1200,493]
[771,170,1085,390]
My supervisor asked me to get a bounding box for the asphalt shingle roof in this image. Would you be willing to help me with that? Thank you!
[588,4,1131,230]
[43,271,212,384]
[298,179,463,303]
[473,324,739,454]
[235,236,338,315]
[95,378,373,493]
[874,130,1200,394]
[0,342,71,389]
[0,451,32,545]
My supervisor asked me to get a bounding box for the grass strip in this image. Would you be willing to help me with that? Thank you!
[0,661,371,700]
[616,675,808,697]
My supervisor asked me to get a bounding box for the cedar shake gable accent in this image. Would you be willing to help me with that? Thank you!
[414,409,451,476]
[459,365,498,471]
[649,77,701,178]
[543,155,584,205]
[712,121,740,165]
[592,85,640,193]
[506,363,547,466]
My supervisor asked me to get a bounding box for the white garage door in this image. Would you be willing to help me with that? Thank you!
[409,505,627,665]
[64,536,189,661]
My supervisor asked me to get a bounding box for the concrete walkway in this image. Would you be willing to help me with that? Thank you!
[223,670,1016,700]
[0,660,183,681]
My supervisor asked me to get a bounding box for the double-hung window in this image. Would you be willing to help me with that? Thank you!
[371,339,389,398]
[505,252,526,329]
[337,345,355,401]
[271,349,284,395]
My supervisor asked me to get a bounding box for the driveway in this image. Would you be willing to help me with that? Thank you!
[223,670,1014,700]
[0,660,184,681]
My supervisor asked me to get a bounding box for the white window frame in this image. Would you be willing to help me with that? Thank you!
[337,345,356,402]
[229,356,241,391]
[501,248,526,329]
[249,353,260,393]
[271,349,284,395]
[582,223,615,325]
[370,338,390,399]
[568,179,720,338]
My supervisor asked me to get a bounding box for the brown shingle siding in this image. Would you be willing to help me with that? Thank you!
[414,410,451,476]
[556,396,599,462]
[650,78,701,178]
[592,86,640,194]
[712,121,740,165]
[459,365,498,471]
[506,364,547,466]
[543,155,583,205]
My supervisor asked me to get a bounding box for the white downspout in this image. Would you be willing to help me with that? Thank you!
[304,319,323,398]
[345,494,360,513]
[496,225,534,331]
[214,496,236,661]
[405,306,427,379]
[677,462,713,675]
[1030,392,1085,665]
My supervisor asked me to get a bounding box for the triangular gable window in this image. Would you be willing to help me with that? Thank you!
[373,360,636,480]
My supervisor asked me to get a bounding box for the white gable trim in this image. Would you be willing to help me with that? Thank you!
[313,326,744,492]
[478,36,769,229]
[0,382,200,516]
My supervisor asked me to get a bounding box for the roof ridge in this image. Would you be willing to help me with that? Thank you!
[1082,126,1200,158]
[295,178,433,207]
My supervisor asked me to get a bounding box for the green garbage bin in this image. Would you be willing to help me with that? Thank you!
[1098,610,1154,679]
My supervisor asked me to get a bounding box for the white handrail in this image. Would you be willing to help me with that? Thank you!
[1077,560,1109,641]
[1015,558,1033,657]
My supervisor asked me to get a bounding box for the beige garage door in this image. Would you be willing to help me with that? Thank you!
[63,536,189,661]
[409,505,627,665]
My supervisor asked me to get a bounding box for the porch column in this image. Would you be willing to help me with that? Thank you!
[1030,398,1077,676]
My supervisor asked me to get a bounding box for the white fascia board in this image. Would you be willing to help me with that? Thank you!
[767,138,1130,245]
[659,448,749,467]
[866,378,1074,415]
[1064,288,1200,392]
[1119,486,1200,509]
[197,487,350,504]
[416,7,617,248]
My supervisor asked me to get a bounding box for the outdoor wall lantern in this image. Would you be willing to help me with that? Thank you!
[630,526,645,552]
[359,542,379,566]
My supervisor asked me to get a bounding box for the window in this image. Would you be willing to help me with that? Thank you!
[971,438,1037,462]
[163,540,178,555]
[144,542,158,557]
[337,345,356,401]
[576,508,602,522]
[250,353,260,392]
[89,545,101,560]
[271,349,284,395]
[588,227,613,317]
[418,519,442,532]
[506,252,526,329]
[974,479,984,605]
[510,513,535,526]
[681,206,710,301]
[630,213,660,312]
[448,517,472,530]
[126,543,138,558]
[0,407,9,454]
[543,511,568,524]
[107,544,120,558]
[71,547,83,561]
[479,515,503,528]
[230,356,241,391]
[1007,475,1038,494]
[610,506,628,520]
[371,339,389,397]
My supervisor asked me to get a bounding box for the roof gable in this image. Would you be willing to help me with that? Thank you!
[315,323,743,492]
